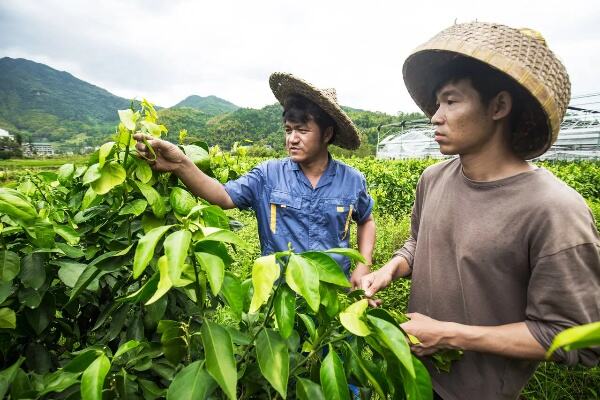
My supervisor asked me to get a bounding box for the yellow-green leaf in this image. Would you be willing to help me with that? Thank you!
[146,256,172,305]
[339,299,372,337]
[133,225,173,278]
[249,255,280,313]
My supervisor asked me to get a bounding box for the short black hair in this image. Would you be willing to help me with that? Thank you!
[433,56,547,158]
[282,94,337,144]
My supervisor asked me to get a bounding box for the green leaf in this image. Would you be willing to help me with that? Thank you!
[0,251,20,282]
[167,360,217,400]
[325,248,366,263]
[81,353,111,400]
[40,370,79,395]
[0,188,37,223]
[0,281,13,304]
[320,348,350,400]
[0,308,16,329]
[343,342,387,399]
[82,187,98,210]
[546,322,600,359]
[134,160,153,183]
[25,218,56,248]
[133,225,173,278]
[118,109,139,131]
[301,251,350,287]
[339,299,372,337]
[19,253,45,289]
[164,230,192,283]
[141,120,167,137]
[183,145,210,171]
[114,340,142,360]
[53,224,80,245]
[319,283,340,317]
[91,161,126,195]
[146,256,173,305]
[367,315,415,379]
[195,252,225,296]
[63,349,103,373]
[200,321,237,400]
[274,285,296,339]
[199,227,242,246]
[256,329,289,398]
[286,254,320,313]
[298,313,316,343]
[57,163,75,185]
[119,199,148,217]
[98,141,115,168]
[221,272,243,319]
[56,261,88,288]
[137,181,166,218]
[249,255,280,313]
[170,187,196,215]
[296,378,325,400]
[82,163,102,184]
[0,357,25,398]
[409,356,433,400]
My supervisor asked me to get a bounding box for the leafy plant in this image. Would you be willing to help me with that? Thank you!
[0,101,439,399]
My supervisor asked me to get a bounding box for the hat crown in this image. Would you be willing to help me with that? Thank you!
[322,88,338,103]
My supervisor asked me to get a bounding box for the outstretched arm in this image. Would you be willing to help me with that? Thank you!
[350,215,376,289]
[400,313,546,359]
[134,134,236,209]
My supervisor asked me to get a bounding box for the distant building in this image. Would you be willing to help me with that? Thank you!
[377,110,600,160]
[0,128,14,140]
[22,143,55,157]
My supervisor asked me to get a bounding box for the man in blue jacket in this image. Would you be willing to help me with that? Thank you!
[134,72,375,286]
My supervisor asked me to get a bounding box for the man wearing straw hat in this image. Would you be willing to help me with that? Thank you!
[134,72,375,286]
[359,22,600,399]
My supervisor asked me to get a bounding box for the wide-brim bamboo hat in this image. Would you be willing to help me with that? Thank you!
[403,22,571,159]
[269,72,361,150]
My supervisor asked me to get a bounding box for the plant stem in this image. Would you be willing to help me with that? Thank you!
[191,253,204,311]
[123,130,132,168]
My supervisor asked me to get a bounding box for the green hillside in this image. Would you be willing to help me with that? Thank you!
[173,95,239,115]
[0,57,424,155]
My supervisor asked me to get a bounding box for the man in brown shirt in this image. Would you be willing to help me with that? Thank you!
[359,22,600,400]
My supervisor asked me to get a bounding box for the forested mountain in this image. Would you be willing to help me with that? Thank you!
[173,95,239,115]
[0,57,423,155]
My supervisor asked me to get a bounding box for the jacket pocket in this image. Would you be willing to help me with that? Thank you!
[269,190,302,234]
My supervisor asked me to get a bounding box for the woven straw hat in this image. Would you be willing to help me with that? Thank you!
[403,22,571,159]
[269,72,361,150]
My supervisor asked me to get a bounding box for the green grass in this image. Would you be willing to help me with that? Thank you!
[0,155,87,168]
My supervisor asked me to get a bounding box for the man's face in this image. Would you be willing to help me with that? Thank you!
[431,79,496,156]
[284,118,330,163]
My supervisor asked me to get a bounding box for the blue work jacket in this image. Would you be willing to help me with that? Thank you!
[224,155,373,274]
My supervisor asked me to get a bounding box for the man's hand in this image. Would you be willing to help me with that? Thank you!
[350,263,371,290]
[133,133,189,173]
[358,266,395,307]
[400,313,458,356]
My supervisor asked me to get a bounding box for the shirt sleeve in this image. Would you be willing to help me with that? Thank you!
[525,242,600,366]
[352,174,374,224]
[223,165,265,211]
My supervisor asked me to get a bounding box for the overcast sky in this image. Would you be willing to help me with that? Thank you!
[1,0,599,114]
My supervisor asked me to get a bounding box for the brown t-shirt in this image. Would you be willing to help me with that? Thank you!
[396,158,600,400]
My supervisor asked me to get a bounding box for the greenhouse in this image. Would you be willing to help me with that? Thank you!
[377,107,600,160]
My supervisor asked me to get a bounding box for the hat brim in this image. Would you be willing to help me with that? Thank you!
[402,20,572,160]
[269,72,361,150]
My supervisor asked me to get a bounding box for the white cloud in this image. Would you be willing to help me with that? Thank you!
[1,0,599,113]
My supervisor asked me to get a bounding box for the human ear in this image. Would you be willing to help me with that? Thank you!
[323,126,334,144]
[491,91,512,121]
